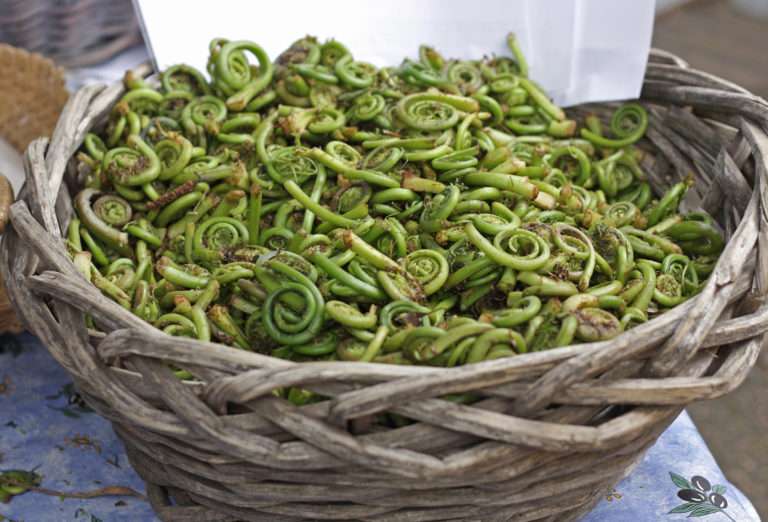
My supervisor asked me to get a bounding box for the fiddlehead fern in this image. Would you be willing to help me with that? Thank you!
[70,34,721,370]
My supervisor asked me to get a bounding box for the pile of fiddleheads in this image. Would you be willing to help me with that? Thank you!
[70,34,723,371]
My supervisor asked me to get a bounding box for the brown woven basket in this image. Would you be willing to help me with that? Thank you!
[1,50,766,521]
[0,43,69,155]
[0,43,68,334]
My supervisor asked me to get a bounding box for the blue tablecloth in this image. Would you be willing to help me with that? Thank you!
[0,333,760,521]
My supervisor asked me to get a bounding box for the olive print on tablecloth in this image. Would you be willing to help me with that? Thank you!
[669,472,734,520]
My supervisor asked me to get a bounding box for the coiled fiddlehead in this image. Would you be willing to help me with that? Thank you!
[466,223,551,271]
[348,92,386,121]
[213,40,274,110]
[70,33,721,373]
[403,250,449,296]
[396,93,478,131]
[262,261,325,345]
[75,189,130,249]
[266,146,324,184]
[103,135,161,186]
[161,64,211,95]
[193,217,250,261]
[581,104,648,148]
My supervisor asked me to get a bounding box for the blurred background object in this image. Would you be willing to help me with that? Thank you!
[655,0,768,518]
[656,0,768,98]
[731,0,768,18]
[0,0,141,68]
[0,44,68,157]
[0,43,69,334]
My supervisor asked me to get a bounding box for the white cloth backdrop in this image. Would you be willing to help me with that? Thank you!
[133,0,655,107]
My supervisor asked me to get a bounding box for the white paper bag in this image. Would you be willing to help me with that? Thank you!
[133,0,655,106]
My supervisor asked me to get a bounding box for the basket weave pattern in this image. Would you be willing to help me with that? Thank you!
[1,52,766,521]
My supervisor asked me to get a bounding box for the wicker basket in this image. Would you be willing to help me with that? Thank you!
[0,0,141,68]
[0,43,68,334]
[0,44,69,154]
[1,51,766,521]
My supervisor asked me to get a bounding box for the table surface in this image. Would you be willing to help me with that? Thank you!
[0,333,760,522]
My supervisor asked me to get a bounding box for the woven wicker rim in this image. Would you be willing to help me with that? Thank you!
[1,50,765,521]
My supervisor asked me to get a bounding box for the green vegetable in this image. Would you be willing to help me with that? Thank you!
[71,33,722,378]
